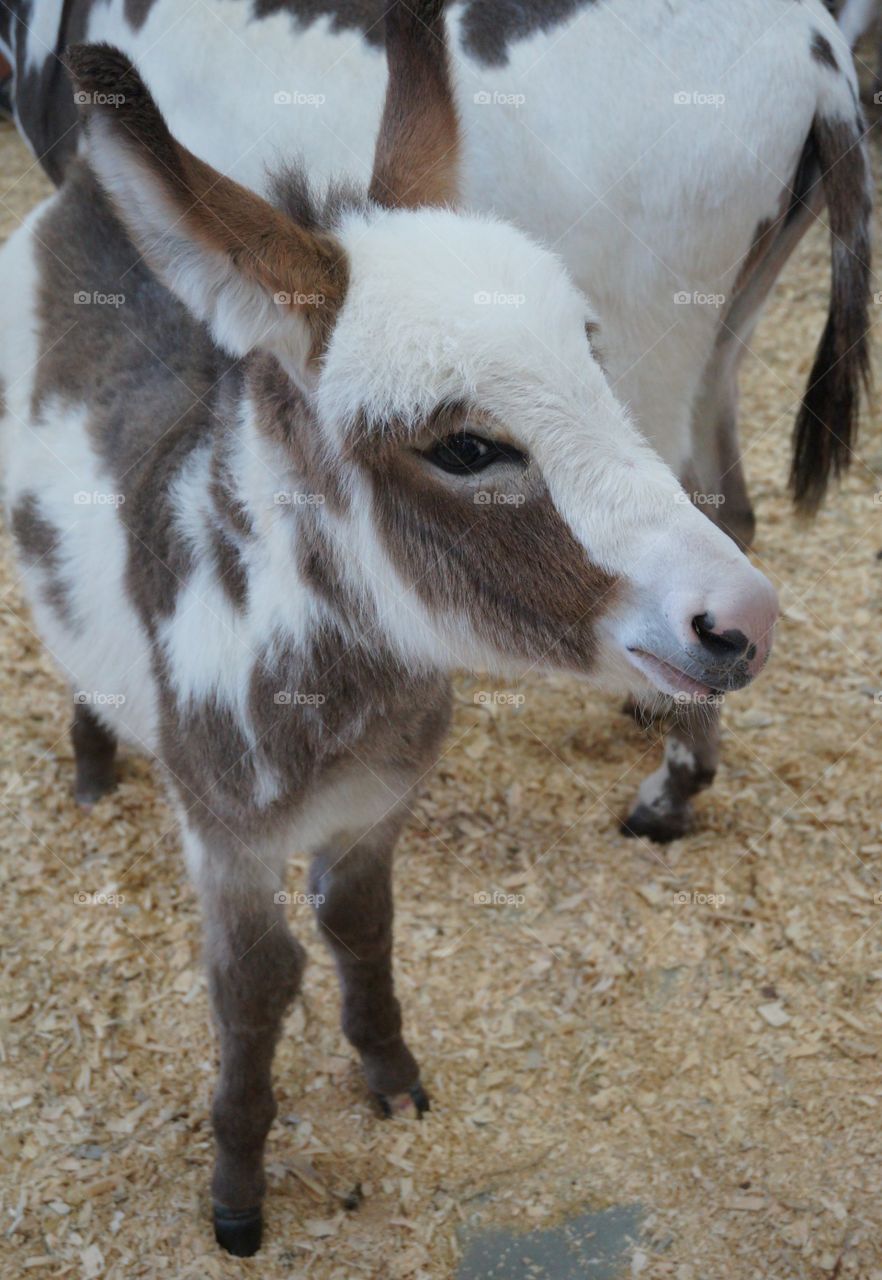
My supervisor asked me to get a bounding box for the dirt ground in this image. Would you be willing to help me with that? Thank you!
[1,49,882,1280]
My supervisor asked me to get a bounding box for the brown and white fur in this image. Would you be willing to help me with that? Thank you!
[0,0,871,841]
[0,1,778,1255]
[0,0,872,525]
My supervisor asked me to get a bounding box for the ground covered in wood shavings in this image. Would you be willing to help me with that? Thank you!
[1,79,882,1280]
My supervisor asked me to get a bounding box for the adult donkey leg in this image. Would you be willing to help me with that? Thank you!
[690,346,756,552]
[690,179,826,552]
[646,190,821,839]
[0,52,12,121]
[310,812,427,1116]
[622,702,722,843]
[185,825,306,1257]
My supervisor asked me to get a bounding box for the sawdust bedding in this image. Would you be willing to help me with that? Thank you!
[1,73,882,1280]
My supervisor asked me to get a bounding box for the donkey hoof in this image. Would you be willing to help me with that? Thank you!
[74,763,117,809]
[74,781,116,810]
[409,1083,430,1116]
[213,1204,263,1256]
[621,802,692,844]
[375,1083,430,1119]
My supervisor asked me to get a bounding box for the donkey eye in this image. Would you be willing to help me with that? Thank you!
[423,433,526,475]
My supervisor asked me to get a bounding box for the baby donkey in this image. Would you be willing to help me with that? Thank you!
[0,0,777,1255]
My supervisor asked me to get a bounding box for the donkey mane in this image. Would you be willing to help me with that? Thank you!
[269,165,371,232]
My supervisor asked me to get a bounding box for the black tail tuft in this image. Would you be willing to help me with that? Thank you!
[790,113,873,513]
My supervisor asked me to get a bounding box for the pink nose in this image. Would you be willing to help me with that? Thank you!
[691,611,771,678]
[668,574,778,688]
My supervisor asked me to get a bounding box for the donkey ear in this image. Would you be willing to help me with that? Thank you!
[369,0,460,210]
[65,43,348,389]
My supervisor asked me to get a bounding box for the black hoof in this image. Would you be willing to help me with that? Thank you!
[375,1083,430,1119]
[621,803,692,844]
[213,1204,263,1256]
[410,1083,430,1116]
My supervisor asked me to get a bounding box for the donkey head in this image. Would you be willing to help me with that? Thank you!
[66,1,777,702]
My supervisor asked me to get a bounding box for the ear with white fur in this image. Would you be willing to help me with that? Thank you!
[369,0,460,210]
[65,43,348,389]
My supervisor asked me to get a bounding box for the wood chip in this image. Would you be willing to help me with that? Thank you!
[757,1002,791,1027]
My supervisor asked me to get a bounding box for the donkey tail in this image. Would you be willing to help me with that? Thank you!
[789,110,872,512]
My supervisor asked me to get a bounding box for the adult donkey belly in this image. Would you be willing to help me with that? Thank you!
[453,0,822,475]
[64,0,818,471]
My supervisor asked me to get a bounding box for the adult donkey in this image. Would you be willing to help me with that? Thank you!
[0,1,871,523]
[0,0,777,1252]
[839,0,882,92]
[0,0,869,844]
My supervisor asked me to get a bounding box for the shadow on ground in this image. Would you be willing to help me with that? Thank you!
[457,1203,644,1279]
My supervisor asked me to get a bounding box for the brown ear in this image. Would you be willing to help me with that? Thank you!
[65,43,348,356]
[369,0,460,210]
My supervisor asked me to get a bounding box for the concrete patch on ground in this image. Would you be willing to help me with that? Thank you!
[457,1202,644,1279]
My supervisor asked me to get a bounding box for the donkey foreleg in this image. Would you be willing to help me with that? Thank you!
[186,829,306,1257]
[310,814,427,1117]
[71,698,118,808]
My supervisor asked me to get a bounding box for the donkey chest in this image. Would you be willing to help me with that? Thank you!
[156,625,452,828]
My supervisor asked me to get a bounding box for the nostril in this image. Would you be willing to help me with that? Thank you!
[692,613,754,661]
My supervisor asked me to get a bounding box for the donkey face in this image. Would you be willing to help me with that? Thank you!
[318,206,777,693]
[67,30,777,702]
